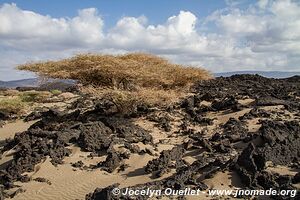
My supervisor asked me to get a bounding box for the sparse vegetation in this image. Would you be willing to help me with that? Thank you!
[18,53,211,89]
[0,98,25,115]
[19,91,51,103]
[0,89,20,96]
[0,90,53,117]
[82,86,187,114]
[18,53,211,112]
[50,89,62,96]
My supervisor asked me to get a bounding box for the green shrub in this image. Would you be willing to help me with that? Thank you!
[50,89,62,96]
[19,91,51,103]
[0,98,25,115]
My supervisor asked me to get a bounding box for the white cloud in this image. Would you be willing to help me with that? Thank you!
[0,1,300,80]
[215,9,268,36]
[205,0,300,70]
[257,0,269,9]
[165,11,197,36]
[0,3,104,51]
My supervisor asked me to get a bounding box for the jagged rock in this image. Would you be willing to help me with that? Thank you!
[102,118,153,144]
[145,146,185,176]
[97,152,130,173]
[33,177,52,185]
[222,118,249,142]
[211,96,241,111]
[86,184,120,200]
[193,115,214,126]
[239,108,271,120]
[0,111,8,121]
[77,122,113,152]
[234,143,265,186]
[147,113,172,132]
[71,161,84,169]
[292,172,300,184]
[258,120,300,165]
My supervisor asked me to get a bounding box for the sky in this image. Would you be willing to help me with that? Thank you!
[0,0,299,80]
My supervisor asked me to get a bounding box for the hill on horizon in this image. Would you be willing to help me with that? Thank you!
[0,78,38,88]
[215,71,300,78]
[1,70,300,89]
[0,78,75,88]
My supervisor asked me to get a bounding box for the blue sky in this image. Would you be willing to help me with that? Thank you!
[0,0,227,24]
[0,0,300,80]
[0,0,237,32]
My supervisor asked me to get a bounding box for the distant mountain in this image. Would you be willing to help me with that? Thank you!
[0,78,75,89]
[214,71,300,78]
[1,71,299,88]
[0,78,38,88]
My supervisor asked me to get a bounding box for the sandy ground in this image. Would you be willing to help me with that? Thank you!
[0,120,38,170]
[0,118,242,200]
[1,102,298,200]
[11,148,162,200]
[0,119,178,200]
[0,120,36,140]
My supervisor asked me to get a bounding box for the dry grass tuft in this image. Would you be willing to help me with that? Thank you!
[81,86,189,113]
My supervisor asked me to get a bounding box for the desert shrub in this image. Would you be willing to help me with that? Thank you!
[18,53,211,90]
[18,53,211,112]
[0,98,25,115]
[81,86,187,114]
[50,89,62,96]
[19,91,51,103]
[0,89,19,96]
[102,90,138,114]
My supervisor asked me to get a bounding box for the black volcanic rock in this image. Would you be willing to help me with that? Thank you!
[194,74,300,100]
[145,146,185,176]
[234,120,300,191]
[222,117,249,142]
[78,122,113,152]
[86,184,120,200]
[211,96,240,111]
[1,74,300,199]
[257,120,300,165]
